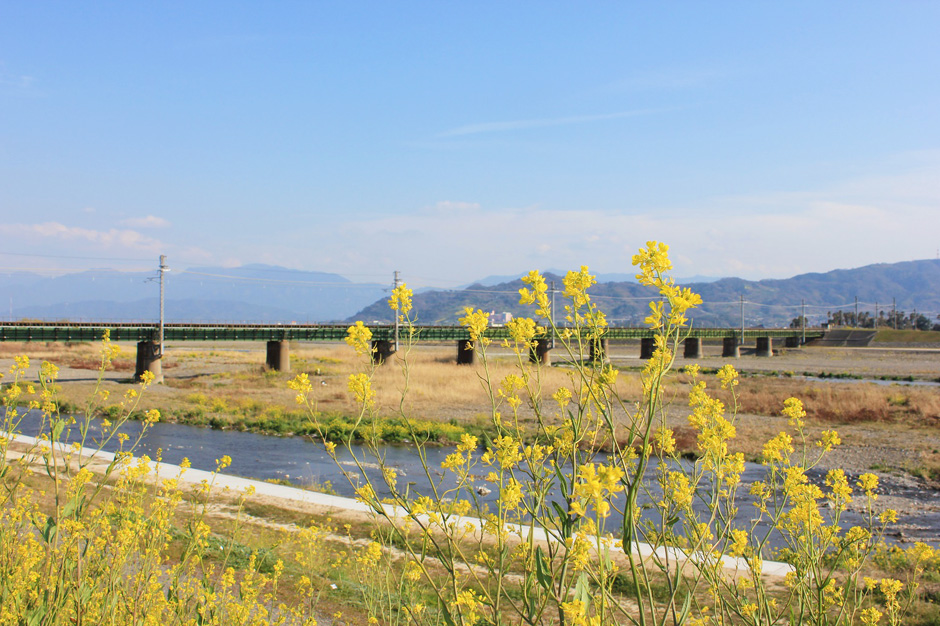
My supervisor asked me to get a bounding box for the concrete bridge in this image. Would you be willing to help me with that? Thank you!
[0,322,824,382]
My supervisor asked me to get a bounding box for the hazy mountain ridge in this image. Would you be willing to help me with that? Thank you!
[5,259,938,326]
[1,265,388,322]
[350,259,940,327]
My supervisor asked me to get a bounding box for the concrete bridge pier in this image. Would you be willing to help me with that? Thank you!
[589,337,608,363]
[640,337,655,359]
[135,341,163,383]
[456,339,475,365]
[722,337,740,358]
[529,338,551,365]
[784,336,801,348]
[683,337,704,359]
[756,337,773,357]
[371,340,395,365]
[266,340,291,372]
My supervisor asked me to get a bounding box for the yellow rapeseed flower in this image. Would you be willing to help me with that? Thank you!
[388,282,413,315]
[347,373,376,407]
[459,307,490,345]
[519,270,551,317]
[782,397,806,428]
[345,321,373,356]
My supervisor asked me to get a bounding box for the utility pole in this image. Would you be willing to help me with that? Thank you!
[159,255,168,357]
[740,295,745,346]
[893,297,897,330]
[393,270,401,352]
[875,302,878,329]
[854,296,859,328]
[550,280,556,349]
[801,299,805,345]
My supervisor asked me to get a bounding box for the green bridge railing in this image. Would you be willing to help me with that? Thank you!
[0,322,825,344]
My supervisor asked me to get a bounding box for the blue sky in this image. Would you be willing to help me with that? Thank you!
[1,2,938,288]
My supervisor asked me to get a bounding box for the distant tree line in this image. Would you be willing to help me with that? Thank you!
[790,309,940,331]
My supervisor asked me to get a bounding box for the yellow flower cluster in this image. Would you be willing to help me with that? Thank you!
[632,241,702,328]
[553,386,572,409]
[459,307,490,346]
[563,266,595,308]
[451,589,485,625]
[518,270,551,318]
[388,282,413,315]
[560,598,601,626]
[345,320,373,356]
[347,372,375,407]
[572,463,624,518]
[503,316,543,351]
[632,240,672,286]
[482,435,523,470]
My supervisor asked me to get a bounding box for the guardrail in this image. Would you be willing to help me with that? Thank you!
[0,322,825,343]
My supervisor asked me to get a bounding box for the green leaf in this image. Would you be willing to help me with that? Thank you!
[550,501,573,535]
[63,494,86,518]
[534,546,552,591]
[41,515,57,543]
[621,516,634,549]
[574,572,591,608]
[676,591,693,623]
[26,608,46,626]
[51,419,65,441]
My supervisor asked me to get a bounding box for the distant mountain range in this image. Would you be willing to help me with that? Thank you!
[0,264,387,322]
[350,259,940,328]
[3,259,938,327]
[460,271,721,288]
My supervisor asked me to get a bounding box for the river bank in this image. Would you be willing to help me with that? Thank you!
[1,341,938,544]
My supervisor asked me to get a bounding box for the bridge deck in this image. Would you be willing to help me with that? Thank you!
[0,322,824,343]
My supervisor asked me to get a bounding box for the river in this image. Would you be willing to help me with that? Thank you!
[12,411,938,547]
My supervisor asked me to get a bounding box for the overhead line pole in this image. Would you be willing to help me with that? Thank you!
[550,280,556,349]
[159,255,168,356]
[393,270,401,352]
[801,298,805,345]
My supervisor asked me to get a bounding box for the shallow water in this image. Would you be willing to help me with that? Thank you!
[13,411,937,547]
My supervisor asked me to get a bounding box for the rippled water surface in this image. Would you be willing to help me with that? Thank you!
[14,411,938,546]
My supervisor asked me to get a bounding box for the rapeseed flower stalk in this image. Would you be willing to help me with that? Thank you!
[1,335,326,625]
[291,241,924,626]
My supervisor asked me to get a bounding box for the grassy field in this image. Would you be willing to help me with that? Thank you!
[873,329,940,343]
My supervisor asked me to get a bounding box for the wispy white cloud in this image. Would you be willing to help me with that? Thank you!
[325,152,940,285]
[0,68,39,96]
[437,108,674,138]
[120,215,171,229]
[0,222,162,252]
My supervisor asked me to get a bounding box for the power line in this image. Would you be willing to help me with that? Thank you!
[0,251,154,262]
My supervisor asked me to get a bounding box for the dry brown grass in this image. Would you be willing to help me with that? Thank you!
[710,376,940,426]
[0,341,141,371]
[293,344,624,423]
[4,340,937,451]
